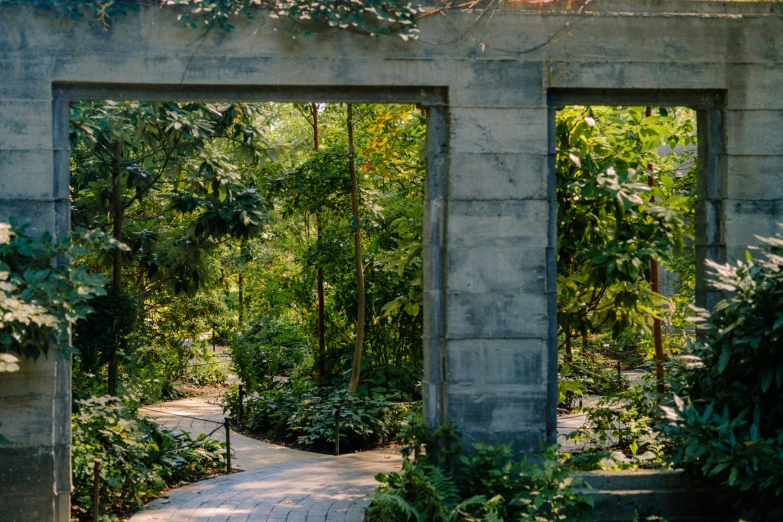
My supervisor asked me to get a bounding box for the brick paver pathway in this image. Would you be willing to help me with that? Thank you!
[130,394,402,522]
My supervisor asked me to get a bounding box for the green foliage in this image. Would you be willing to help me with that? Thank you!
[236,103,425,391]
[556,106,695,342]
[229,317,312,389]
[241,380,415,452]
[182,349,229,386]
[1,0,424,38]
[369,421,595,522]
[71,396,225,521]
[0,221,107,361]
[70,100,270,295]
[563,354,691,471]
[68,99,271,392]
[663,227,783,520]
[73,290,139,380]
[565,386,667,471]
[558,356,629,411]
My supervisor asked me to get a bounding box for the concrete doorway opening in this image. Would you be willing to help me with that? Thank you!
[547,90,725,457]
[49,84,449,517]
[64,96,434,406]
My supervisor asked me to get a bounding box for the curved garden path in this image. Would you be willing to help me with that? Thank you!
[130,393,402,522]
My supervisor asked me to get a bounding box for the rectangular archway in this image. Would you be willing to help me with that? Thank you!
[546,88,727,440]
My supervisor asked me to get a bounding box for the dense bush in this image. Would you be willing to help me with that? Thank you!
[183,359,229,386]
[238,380,415,453]
[229,318,312,390]
[663,228,783,520]
[71,396,225,521]
[368,420,595,522]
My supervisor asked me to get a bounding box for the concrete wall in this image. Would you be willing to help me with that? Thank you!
[1,1,782,518]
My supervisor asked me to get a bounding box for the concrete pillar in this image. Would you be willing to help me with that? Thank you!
[0,95,72,521]
[437,64,552,451]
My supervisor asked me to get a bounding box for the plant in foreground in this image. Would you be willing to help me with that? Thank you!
[663,226,783,520]
[71,396,225,521]
[368,418,595,521]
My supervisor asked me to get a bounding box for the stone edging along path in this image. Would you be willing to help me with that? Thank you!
[130,395,402,522]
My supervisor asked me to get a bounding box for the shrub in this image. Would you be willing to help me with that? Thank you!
[0,221,106,361]
[663,227,783,520]
[71,396,225,521]
[182,348,228,386]
[240,380,415,452]
[229,318,311,390]
[368,419,595,522]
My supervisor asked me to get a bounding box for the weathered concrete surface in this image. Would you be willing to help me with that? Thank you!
[576,470,726,521]
[1,1,783,518]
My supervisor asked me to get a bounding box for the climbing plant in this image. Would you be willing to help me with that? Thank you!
[0,0,423,38]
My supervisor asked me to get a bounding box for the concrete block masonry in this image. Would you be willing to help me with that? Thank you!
[1,0,783,518]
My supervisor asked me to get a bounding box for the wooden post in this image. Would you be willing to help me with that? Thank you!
[92,459,101,522]
[224,417,231,473]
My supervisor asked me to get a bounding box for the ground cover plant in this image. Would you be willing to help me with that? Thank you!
[233,382,415,452]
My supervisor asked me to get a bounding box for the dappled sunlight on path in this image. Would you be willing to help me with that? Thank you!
[132,394,402,521]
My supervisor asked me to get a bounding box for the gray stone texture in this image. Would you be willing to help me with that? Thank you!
[1,0,783,518]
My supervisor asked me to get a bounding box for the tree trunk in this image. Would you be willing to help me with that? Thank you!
[312,103,326,382]
[109,140,124,396]
[238,273,244,329]
[565,258,575,364]
[646,106,665,394]
[316,217,326,382]
[347,104,365,394]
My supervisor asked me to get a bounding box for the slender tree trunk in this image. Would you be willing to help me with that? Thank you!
[316,217,326,382]
[646,106,665,394]
[565,258,575,364]
[312,103,326,382]
[238,273,244,329]
[109,140,124,396]
[347,104,365,394]
[112,141,124,291]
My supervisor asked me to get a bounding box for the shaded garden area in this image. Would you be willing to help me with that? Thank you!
[2,98,783,521]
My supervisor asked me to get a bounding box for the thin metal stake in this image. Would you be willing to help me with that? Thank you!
[92,459,101,522]
[224,417,231,473]
[334,403,341,456]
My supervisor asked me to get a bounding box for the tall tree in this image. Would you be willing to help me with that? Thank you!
[70,101,269,392]
[556,106,695,361]
[347,103,366,394]
[308,102,327,381]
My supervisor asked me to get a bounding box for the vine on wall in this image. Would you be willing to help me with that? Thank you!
[0,0,425,38]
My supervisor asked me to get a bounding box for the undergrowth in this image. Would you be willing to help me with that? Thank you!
[71,396,225,521]
[368,418,595,522]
